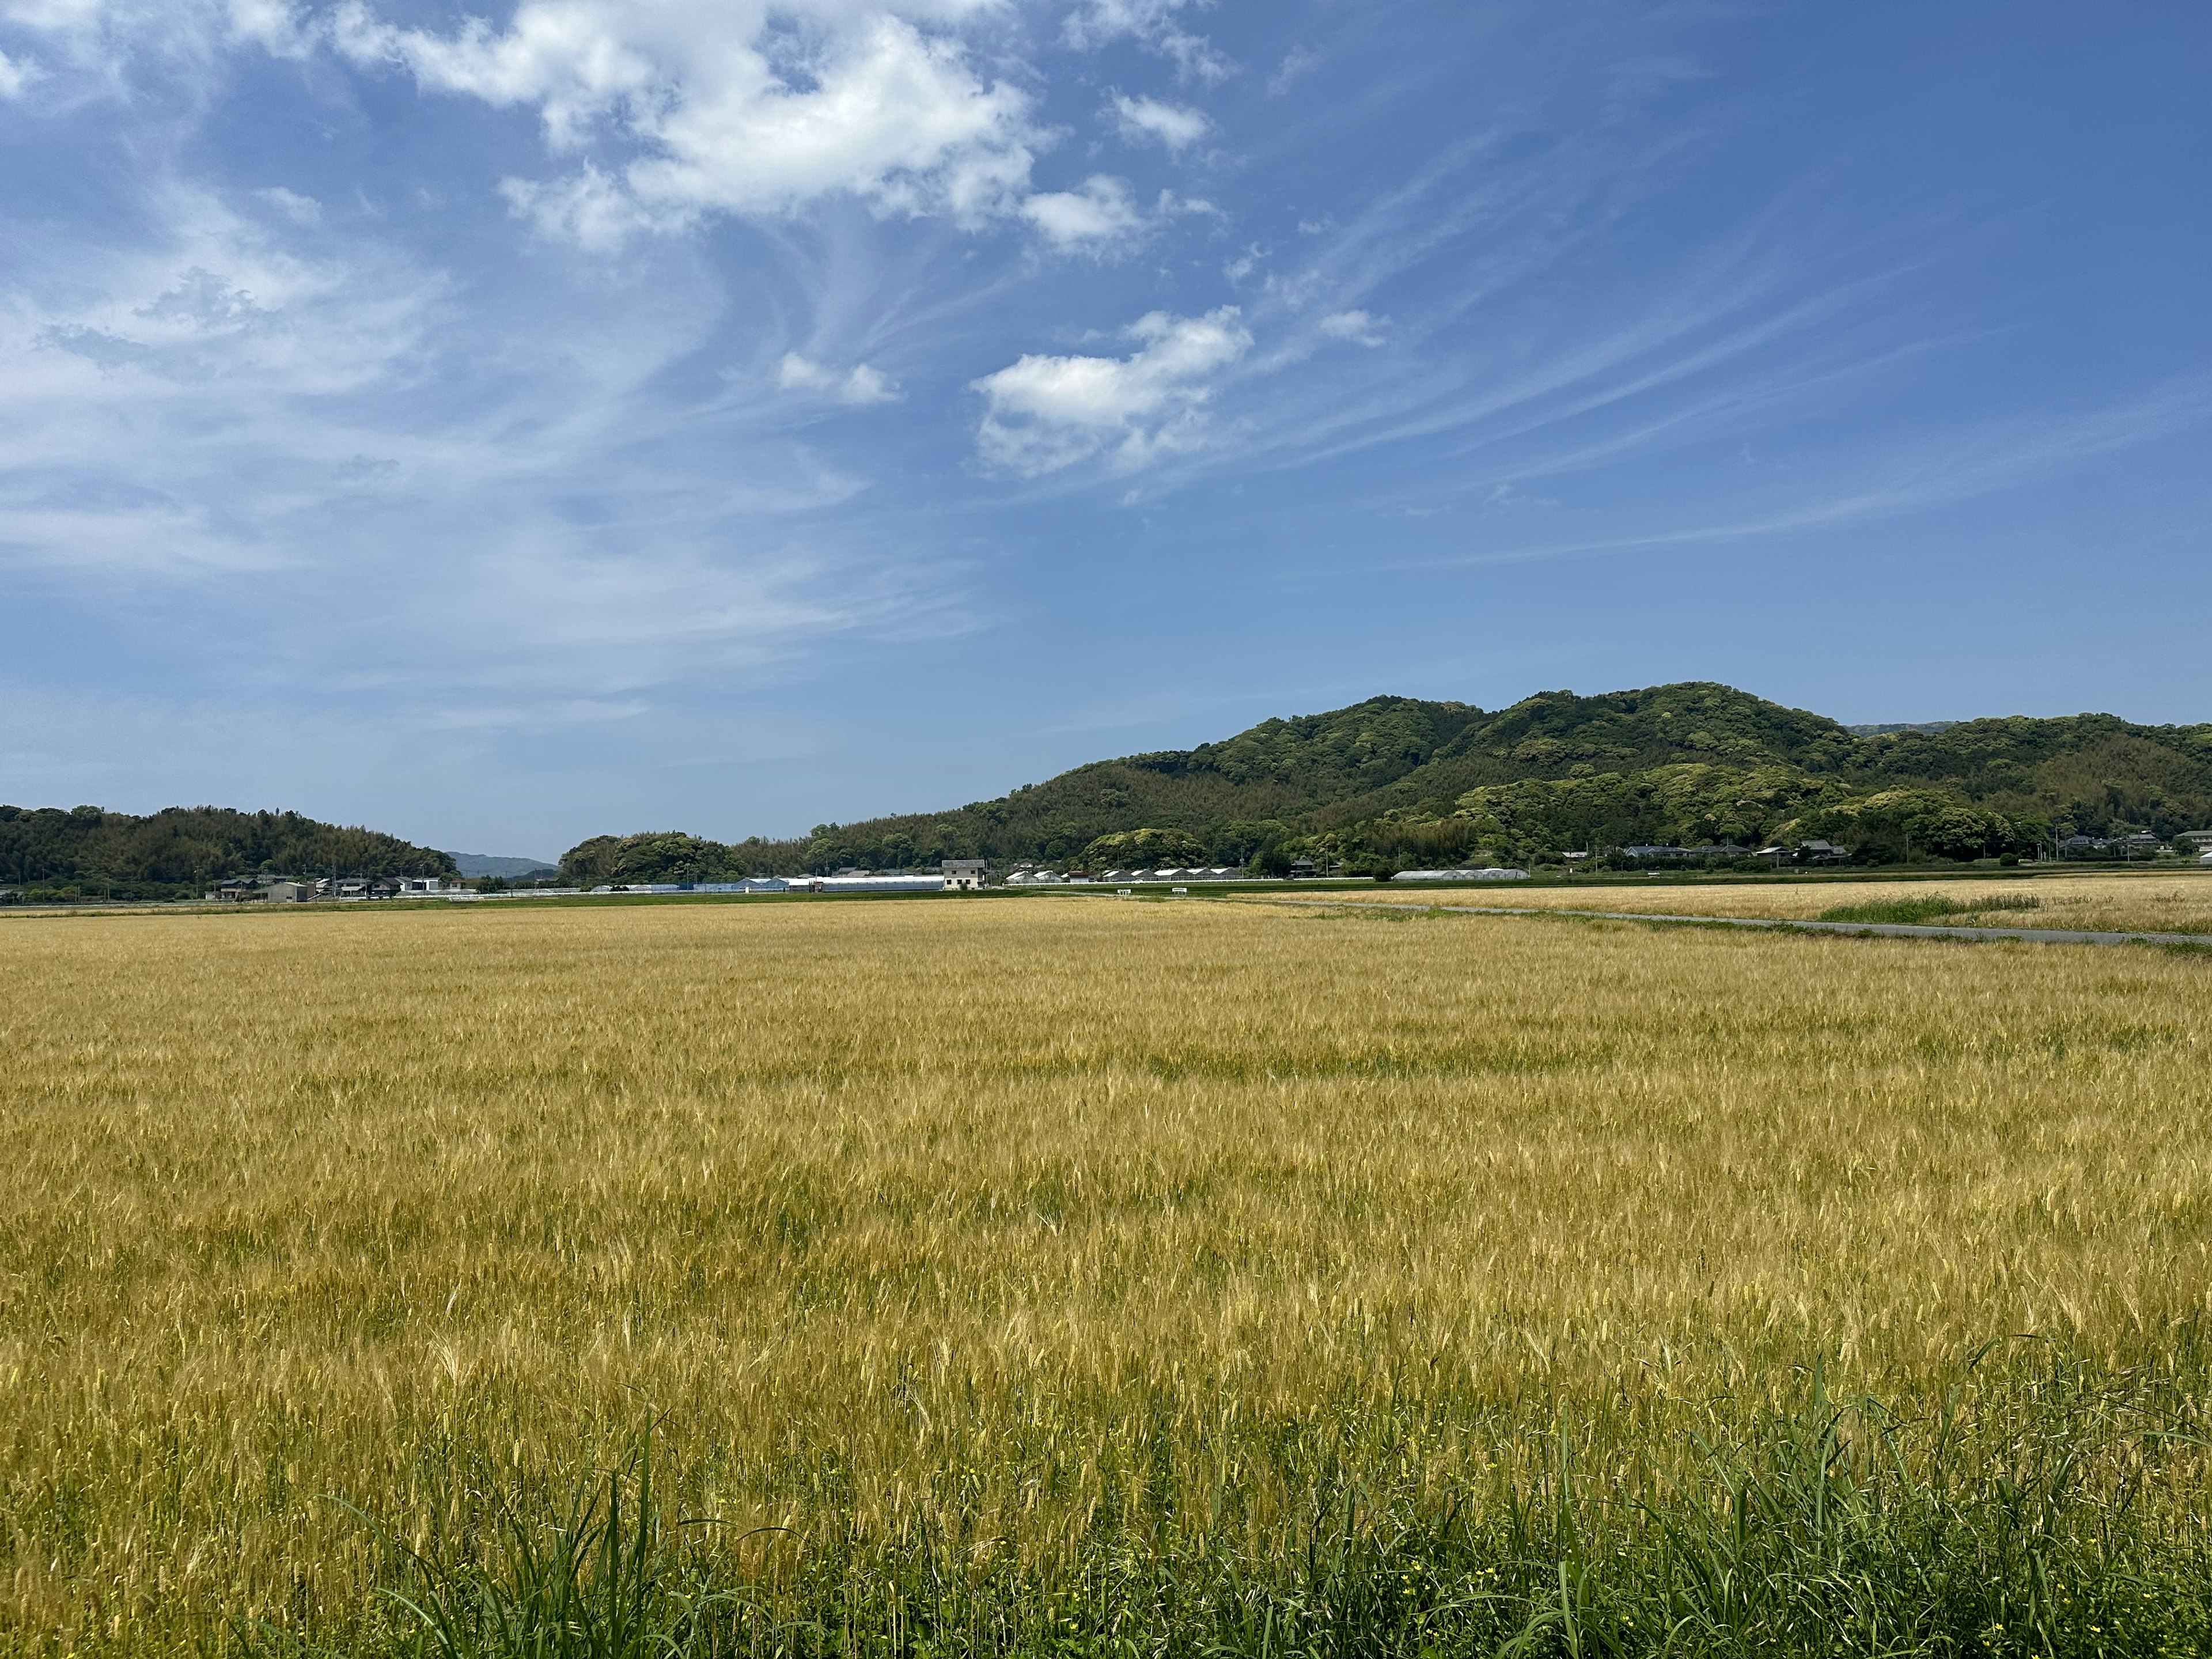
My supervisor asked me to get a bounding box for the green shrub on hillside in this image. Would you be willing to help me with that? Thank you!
[1076,827,1209,869]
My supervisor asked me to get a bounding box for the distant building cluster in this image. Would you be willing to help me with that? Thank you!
[1390,868,1532,882]
[1010,865,1251,885]
[2059,832,2171,857]
[617,874,948,895]
[209,874,449,902]
[1610,840,1850,866]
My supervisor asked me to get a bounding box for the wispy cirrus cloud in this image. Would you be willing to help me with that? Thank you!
[0,164,945,713]
[1426,378,2212,569]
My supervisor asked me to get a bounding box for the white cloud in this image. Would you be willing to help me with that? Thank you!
[0,48,40,96]
[0,171,933,692]
[839,363,898,406]
[1,187,448,577]
[1318,309,1387,347]
[0,0,309,85]
[1111,92,1207,151]
[1223,242,1264,282]
[969,305,1251,475]
[778,353,901,406]
[331,1,1041,243]
[253,184,321,223]
[1267,46,1316,96]
[1065,0,1232,83]
[501,163,672,250]
[777,353,838,392]
[24,194,431,392]
[226,0,314,55]
[1020,173,1145,253]
[1157,188,1222,219]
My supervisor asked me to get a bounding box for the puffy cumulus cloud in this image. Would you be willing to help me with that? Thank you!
[331,0,1040,240]
[1111,92,1207,151]
[969,306,1251,475]
[1317,309,1387,346]
[1019,173,1144,253]
[777,352,900,405]
[1063,0,1230,83]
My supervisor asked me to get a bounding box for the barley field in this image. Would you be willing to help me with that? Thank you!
[5,897,2212,1656]
[1289,869,2212,937]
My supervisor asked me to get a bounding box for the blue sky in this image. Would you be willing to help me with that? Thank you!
[2,1,2207,858]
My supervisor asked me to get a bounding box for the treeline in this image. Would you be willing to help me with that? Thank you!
[556,821,1309,885]
[555,683,2212,878]
[1441,768,2029,866]
[0,805,456,901]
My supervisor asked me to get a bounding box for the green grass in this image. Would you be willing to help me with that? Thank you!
[1819,894,2044,926]
[243,1347,2212,1658]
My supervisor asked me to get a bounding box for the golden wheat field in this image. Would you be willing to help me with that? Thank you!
[4,895,2212,1653]
[1285,870,2212,936]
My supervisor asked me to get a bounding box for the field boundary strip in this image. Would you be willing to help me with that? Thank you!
[1226,895,2212,950]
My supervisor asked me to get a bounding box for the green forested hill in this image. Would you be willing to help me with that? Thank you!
[0,805,457,900]
[564,683,2212,880]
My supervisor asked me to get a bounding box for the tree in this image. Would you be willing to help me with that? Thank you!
[1785,790,2021,864]
[1078,827,1209,869]
[558,832,747,885]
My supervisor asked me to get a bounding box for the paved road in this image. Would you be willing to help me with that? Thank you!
[1240,896,2212,950]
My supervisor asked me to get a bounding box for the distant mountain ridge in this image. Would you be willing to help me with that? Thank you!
[567,682,2212,880]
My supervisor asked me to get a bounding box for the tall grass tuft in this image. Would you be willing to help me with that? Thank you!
[305,1350,2212,1658]
[244,1446,741,1659]
[1820,893,2043,925]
